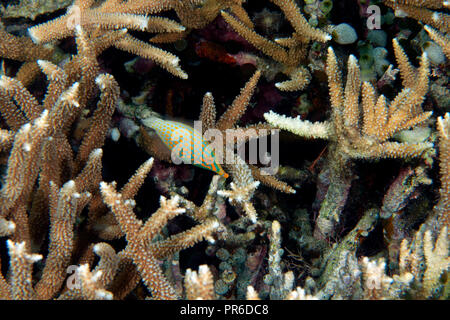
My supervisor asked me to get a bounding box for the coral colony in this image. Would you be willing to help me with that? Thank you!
[0,0,448,301]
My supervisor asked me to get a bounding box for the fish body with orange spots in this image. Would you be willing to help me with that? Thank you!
[142,116,229,178]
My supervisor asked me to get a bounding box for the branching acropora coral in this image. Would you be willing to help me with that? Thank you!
[1,0,72,20]
[184,265,216,300]
[0,21,223,299]
[265,43,433,237]
[361,224,449,299]
[424,25,450,60]
[169,0,253,32]
[100,172,222,299]
[247,220,318,300]
[139,70,294,223]
[27,0,188,78]
[143,0,253,44]
[435,113,449,229]
[0,18,54,86]
[384,1,449,60]
[0,56,121,298]
[221,0,331,91]
[383,0,449,33]
[0,0,448,302]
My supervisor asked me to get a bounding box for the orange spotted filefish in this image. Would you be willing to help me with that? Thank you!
[142,116,229,178]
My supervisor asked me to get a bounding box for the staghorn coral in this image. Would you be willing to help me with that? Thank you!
[179,0,253,29]
[0,0,448,303]
[359,256,413,300]
[0,19,54,86]
[0,20,221,299]
[0,41,120,297]
[1,0,72,20]
[383,0,449,34]
[265,43,434,238]
[136,69,295,223]
[400,226,449,298]
[358,224,449,300]
[184,264,216,300]
[145,0,254,45]
[424,25,450,60]
[434,113,449,228]
[246,220,318,300]
[366,114,450,300]
[221,0,331,91]
[383,0,449,61]
[264,220,296,300]
[27,0,188,78]
[100,174,222,299]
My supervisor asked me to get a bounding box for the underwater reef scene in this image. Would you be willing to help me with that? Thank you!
[0,0,448,301]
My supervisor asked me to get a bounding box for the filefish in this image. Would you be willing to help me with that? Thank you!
[142,116,229,178]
